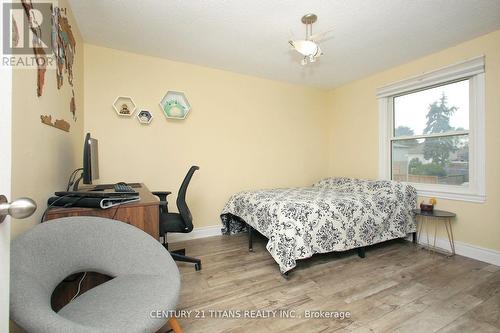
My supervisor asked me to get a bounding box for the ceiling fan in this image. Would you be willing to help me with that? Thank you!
[289,14,334,65]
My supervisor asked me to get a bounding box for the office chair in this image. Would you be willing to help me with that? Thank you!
[153,165,202,271]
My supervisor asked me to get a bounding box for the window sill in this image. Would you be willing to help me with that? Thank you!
[415,188,486,203]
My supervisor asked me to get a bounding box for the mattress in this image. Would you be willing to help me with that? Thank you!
[221,177,417,273]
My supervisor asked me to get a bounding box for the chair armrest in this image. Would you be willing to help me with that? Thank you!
[152,192,172,214]
[152,191,172,201]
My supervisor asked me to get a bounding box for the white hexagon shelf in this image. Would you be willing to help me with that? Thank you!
[113,96,137,117]
[137,109,153,125]
[159,91,191,120]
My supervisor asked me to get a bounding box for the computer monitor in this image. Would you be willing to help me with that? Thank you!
[82,132,99,185]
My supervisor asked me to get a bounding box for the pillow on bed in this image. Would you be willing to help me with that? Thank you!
[313,177,361,190]
[313,177,396,194]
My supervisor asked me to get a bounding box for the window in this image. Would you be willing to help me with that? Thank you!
[377,56,485,202]
[392,80,470,186]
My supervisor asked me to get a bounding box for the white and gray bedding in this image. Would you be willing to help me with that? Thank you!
[221,177,417,273]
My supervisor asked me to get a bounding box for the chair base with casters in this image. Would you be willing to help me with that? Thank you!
[153,166,202,272]
[161,237,202,271]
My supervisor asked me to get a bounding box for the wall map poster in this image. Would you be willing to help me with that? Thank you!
[20,0,77,131]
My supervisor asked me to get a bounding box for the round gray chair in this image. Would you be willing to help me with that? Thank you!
[10,216,181,333]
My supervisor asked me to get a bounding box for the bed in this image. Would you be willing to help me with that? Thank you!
[221,177,417,274]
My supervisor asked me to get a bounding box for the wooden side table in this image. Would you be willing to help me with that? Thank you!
[413,209,456,256]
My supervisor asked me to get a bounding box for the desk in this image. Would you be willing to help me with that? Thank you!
[45,184,159,239]
[44,184,161,311]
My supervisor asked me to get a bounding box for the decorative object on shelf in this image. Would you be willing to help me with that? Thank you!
[159,91,191,120]
[40,115,70,132]
[113,96,137,117]
[120,104,131,114]
[419,197,437,212]
[137,109,153,124]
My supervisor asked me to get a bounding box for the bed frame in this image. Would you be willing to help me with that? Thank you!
[246,224,417,278]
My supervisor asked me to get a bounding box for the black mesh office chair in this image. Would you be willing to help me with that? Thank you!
[152,166,201,271]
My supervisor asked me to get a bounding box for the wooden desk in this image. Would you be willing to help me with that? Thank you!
[45,184,161,311]
[45,184,159,239]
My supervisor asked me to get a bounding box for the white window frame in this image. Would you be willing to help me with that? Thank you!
[377,56,486,203]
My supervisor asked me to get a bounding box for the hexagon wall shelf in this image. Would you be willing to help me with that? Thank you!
[113,96,137,117]
[159,91,191,119]
[137,109,153,124]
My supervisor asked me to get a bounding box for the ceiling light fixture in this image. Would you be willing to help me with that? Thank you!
[289,14,333,66]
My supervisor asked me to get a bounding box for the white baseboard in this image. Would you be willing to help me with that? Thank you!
[168,225,222,243]
[410,234,500,266]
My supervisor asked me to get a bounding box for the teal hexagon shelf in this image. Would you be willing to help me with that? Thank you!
[159,91,191,120]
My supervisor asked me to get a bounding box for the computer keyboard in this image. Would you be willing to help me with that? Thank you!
[114,183,136,193]
[92,183,141,191]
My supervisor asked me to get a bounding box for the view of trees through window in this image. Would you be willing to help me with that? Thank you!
[391,80,469,186]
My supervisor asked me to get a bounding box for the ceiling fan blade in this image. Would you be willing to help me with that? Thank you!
[310,28,334,42]
[316,45,323,57]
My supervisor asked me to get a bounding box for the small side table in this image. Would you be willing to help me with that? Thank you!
[413,209,456,256]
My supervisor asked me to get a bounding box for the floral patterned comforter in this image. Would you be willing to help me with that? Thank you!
[221,177,417,273]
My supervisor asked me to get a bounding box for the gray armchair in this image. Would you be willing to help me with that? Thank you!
[10,216,182,333]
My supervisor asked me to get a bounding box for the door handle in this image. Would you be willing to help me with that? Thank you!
[0,195,37,223]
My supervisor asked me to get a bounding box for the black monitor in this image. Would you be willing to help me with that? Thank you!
[70,133,99,191]
[82,132,99,185]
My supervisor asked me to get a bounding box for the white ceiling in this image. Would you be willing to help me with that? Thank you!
[68,0,500,89]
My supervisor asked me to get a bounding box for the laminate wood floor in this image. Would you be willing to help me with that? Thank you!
[172,233,500,333]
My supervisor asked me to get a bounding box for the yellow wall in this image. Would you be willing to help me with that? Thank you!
[11,0,84,238]
[11,10,498,255]
[327,29,500,251]
[83,44,329,228]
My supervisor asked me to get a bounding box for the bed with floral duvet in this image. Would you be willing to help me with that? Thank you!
[221,177,417,274]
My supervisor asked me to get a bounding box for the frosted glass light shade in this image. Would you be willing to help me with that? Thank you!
[290,40,318,56]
